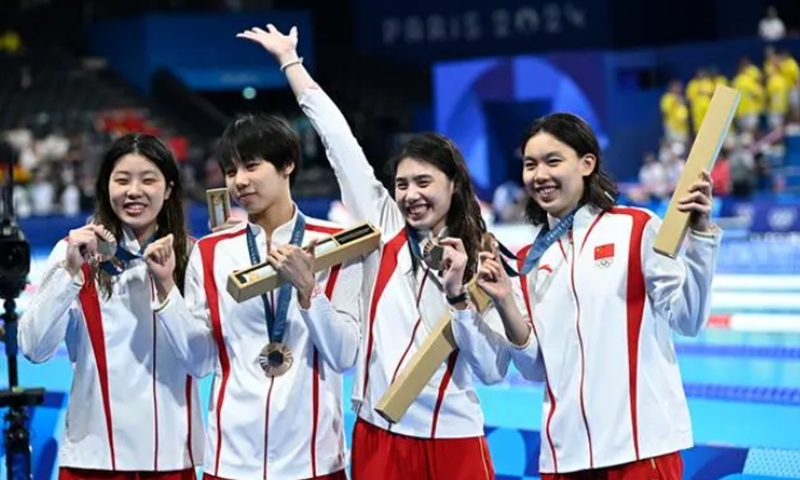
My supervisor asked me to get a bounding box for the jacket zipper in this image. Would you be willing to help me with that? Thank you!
[569,229,594,467]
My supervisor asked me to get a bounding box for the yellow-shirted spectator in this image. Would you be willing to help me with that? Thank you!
[744,61,763,84]
[709,66,728,87]
[778,49,800,114]
[0,165,31,184]
[661,80,689,143]
[0,30,21,53]
[733,59,765,132]
[764,45,779,74]
[779,50,799,85]
[685,68,715,135]
[766,60,790,128]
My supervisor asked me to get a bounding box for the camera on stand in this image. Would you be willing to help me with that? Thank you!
[0,141,44,480]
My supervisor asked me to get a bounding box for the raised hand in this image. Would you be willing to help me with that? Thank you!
[236,24,299,66]
[439,238,468,299]
[143,234,176,300]
[476,239,513,302]
[65,225,116,276]
[677,170,714,232]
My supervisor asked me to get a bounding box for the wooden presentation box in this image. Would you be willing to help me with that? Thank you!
[226,222,381,302]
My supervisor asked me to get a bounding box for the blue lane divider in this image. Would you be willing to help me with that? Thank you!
[502,373,800,405]
[676,343,800,359]
[682,383,800,406]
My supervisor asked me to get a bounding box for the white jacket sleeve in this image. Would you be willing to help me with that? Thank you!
[154,245,217,378]
[18,240,82,363]
[451,278,545,384]
[450,306,511,385]
[642,216,722,337]
[298,87,406,237]
[505,276,546,382]
[299,258,363,373]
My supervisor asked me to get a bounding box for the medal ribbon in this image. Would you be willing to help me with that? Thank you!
[404,206,576,278]
[246,213,306,344]
[405,226,427,263]
[99,230,159,276]
[514,207,578,276]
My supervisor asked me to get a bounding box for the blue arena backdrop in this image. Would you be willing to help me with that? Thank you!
[86,10,315,93]
[348,0,612,64]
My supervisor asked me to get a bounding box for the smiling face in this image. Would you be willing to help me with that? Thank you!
[521,132,596,219]
[394,157,454,234]
[108,153,171,237]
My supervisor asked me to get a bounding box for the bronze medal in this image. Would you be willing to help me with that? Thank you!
[258,342,293,377]
[422,240,445,270]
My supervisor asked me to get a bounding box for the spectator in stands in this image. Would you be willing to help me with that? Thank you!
[685,68,715,136]
[766,56,791,130]
[29,166,54,216]
[638,151,669,200]
[0,29,22,55]
[492,180,526,224]
[708,65,728,87]
[664,141,686,194]
[60,166,81,217]
[660,79,690,144]
[778,49,800,119]
[733,58,766,134]
[728,132,758,197]
[2,121,36,171]
[759,5,786,41]
[711,151,732,197]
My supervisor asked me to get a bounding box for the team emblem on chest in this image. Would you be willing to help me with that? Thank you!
[594,243,615,268]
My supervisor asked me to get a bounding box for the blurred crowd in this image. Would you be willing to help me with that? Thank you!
[630,45,800,204]
[0,109,192,218]
[4,11,800,226]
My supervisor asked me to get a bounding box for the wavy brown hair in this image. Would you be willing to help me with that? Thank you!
[388,133,487,283]
[91,133,190,299]
[521,113,618,226]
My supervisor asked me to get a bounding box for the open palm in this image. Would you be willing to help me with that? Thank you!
[236,24,298,64]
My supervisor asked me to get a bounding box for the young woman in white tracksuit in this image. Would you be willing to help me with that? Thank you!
[18,133,204,480]
[151,104,363,479]
[232,23,514,480]
[458,113,721,480]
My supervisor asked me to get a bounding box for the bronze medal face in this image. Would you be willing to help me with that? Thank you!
[258,342,293,377]
[422,240,445,270]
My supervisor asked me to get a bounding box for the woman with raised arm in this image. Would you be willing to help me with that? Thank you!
[235,23,521,480]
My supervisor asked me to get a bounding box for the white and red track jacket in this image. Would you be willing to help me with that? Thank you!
[18,227,204,472]
[455,204,722,474]
[299,86,509,439]
[155,208,363,480]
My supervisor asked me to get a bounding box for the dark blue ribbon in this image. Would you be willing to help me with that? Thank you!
[405,226,427,262]
[99,230,159,276]
[246,213,306,344]
[516,208,577,275]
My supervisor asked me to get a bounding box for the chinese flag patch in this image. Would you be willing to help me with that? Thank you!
[594,243,615,260]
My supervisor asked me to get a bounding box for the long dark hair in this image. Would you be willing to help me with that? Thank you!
[388,133,487,282]
[92,133,190,299]
[521,113,618,225]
